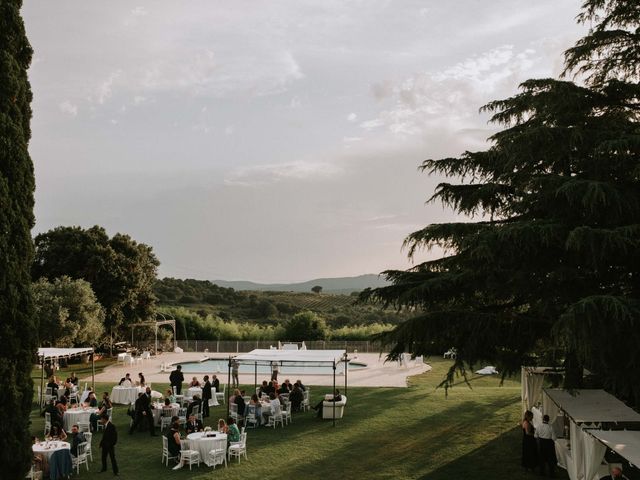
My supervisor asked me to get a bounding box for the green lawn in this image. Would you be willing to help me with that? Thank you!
[30,358,566,480]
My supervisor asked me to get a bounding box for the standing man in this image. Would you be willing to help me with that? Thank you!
[270,361,279,382]
[169,365,184,395]
[211,374,220,393]
[231,359,239,388]
[99,412,118,475]
[534,414,557,477]
[202,375,212,418]
[129,391,155,436]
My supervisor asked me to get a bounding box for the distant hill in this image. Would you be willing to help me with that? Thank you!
[211,274,389,294]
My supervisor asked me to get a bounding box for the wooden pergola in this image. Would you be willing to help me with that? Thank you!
[129,313,177,354]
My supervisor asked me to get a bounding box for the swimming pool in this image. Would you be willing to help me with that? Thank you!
[174,358,367,375]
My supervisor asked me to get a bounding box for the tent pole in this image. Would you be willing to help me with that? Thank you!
[344,352,348,396]
[333,360,336,428]
[254,362,257,395]
[155,325,158,355]
[40,355,45,408]
[226,356,231,419]
[91,350,95,391]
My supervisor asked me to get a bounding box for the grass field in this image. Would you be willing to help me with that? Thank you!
[30,358,567,480]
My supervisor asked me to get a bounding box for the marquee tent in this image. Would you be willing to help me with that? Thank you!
[589,430,640,467]
[37,347,95,406]
[543,389,640,480]
[232,349,348,427]
[521,366,563,414]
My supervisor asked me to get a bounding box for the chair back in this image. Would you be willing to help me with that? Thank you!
[77,442,88,458]
[106,407,113,421]
[162,435,168,451]
[84,432,92,445]
[192,404,200,415]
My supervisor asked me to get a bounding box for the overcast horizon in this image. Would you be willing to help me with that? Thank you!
[24,1,586,283]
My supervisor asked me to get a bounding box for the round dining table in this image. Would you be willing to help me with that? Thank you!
[111,386,141,404]
[63,406,98,431]
[186,387,203,399]
[152,403,180,426]
[32,440,70,460]
[187,431,227,466]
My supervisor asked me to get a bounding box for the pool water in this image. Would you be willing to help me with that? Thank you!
[175,358,367,375]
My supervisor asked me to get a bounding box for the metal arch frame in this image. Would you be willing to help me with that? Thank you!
[226,352,351,427]
[129,313,177,354]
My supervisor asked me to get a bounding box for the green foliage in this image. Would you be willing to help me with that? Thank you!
[311,285,323,294]
[33,276,105,347]
[284,311,329,341]
[0,0,38,476]
[33,226,159,334]
[364,0,640,406]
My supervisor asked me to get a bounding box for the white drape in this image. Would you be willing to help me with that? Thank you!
[522,368,545,413]
[581,430,607,480]
[567,421,583,480]
[543,390,562,436]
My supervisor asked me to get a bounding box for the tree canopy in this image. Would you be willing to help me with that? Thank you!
[33,276,105,347]
[284,311,328,341]
[33,225,160,335]
[0,0,38,476]
[363,0,640,406]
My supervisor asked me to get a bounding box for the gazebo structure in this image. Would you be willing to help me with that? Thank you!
[129,313,177,355]
[231,349,349,426]
[37,347,95,406]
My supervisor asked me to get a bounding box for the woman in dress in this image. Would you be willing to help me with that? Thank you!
[217,418,228,433]
[189,377,200,388]
[167,421,183,470]
[138,372,146,386]
[250,394,263,425]
[521,410,538,471]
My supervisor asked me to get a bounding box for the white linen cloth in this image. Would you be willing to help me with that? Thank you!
[187,432,227,466]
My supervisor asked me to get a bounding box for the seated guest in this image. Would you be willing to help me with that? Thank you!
[165,388,176,404]
[234,389,246,417]
[48,424,67,441]
[188,376,200,388]
[258,381,269,397]
[84,391,98,407]
[250,394,263,425]
[296,379,306,391]
[279,379,293,394]
[211,375,220,393]
[42,399,63,427]
[69,424,86,457]
[122,373,133,386]
[226,417,240,444]
[185,414,203,434]
[137,372,146,387]
[289,383,304,412]
[167,421,183,470]
[266,381,276,396]
[312,389,342,418]
[186,395,202,417]
[90,392,112,431]
[47,376,60,397]
[600,466,629,480]
[55,400,66,418]
[217,418,228,433]
[69,372,79,386]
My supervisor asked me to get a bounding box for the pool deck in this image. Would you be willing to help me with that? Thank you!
[91,352,431,388]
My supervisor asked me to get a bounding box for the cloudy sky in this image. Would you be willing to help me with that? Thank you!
[23,1,586,283]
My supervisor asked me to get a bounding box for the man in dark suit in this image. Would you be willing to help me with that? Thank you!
[99,412,118,475]
[184,414,203,434]
[129,391,156,435]
[186,395,202,418]
[202,375,212,418]
[169,365,184,395]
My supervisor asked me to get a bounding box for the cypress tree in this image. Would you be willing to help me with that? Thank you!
[364,0,640,405]
[0,0,38,476]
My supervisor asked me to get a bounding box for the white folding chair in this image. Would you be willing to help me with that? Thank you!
[244,405,258,429]
[206,438,227,469]
[177,407,187,425]
[228,432,247,463]
[160,412,173,432]
[44,412,51,436]
[281,401,292,425]
[179,440,201,470]
[72,442,89,473]
[162,436,179,466]
[215,385,225,405]
[266,403,284,428]
[192,404,203,423]
[84,432,93,461]
[77,421,90,433]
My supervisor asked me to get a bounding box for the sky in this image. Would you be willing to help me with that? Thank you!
[23,1,587,283]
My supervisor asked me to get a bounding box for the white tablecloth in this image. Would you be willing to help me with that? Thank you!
[152,404,180,426]
[111,386,141,404]
[33,441,70,460]
[63,407,98,431]
[187,432,227,466]
[186,387,202,399]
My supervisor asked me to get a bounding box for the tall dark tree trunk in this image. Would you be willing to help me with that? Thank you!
[0,0,38,478]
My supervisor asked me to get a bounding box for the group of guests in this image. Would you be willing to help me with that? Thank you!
[117,372,146,387]
[42,387,111,436]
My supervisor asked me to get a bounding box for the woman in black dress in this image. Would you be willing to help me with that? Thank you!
[521,410,538,470]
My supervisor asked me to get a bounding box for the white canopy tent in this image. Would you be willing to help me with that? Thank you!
[589,430,640,468]
[37,347,95,406]
[232,349,348,427]
[543,389,640,480]
[521,366,563,414]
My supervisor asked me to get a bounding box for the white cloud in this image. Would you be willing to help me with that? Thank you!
[58,100,78,117]
[133,95,147,105]
[93,70,122,105]
[347,112,357,122]
[224,126,234,136]
[224,161,343,187]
